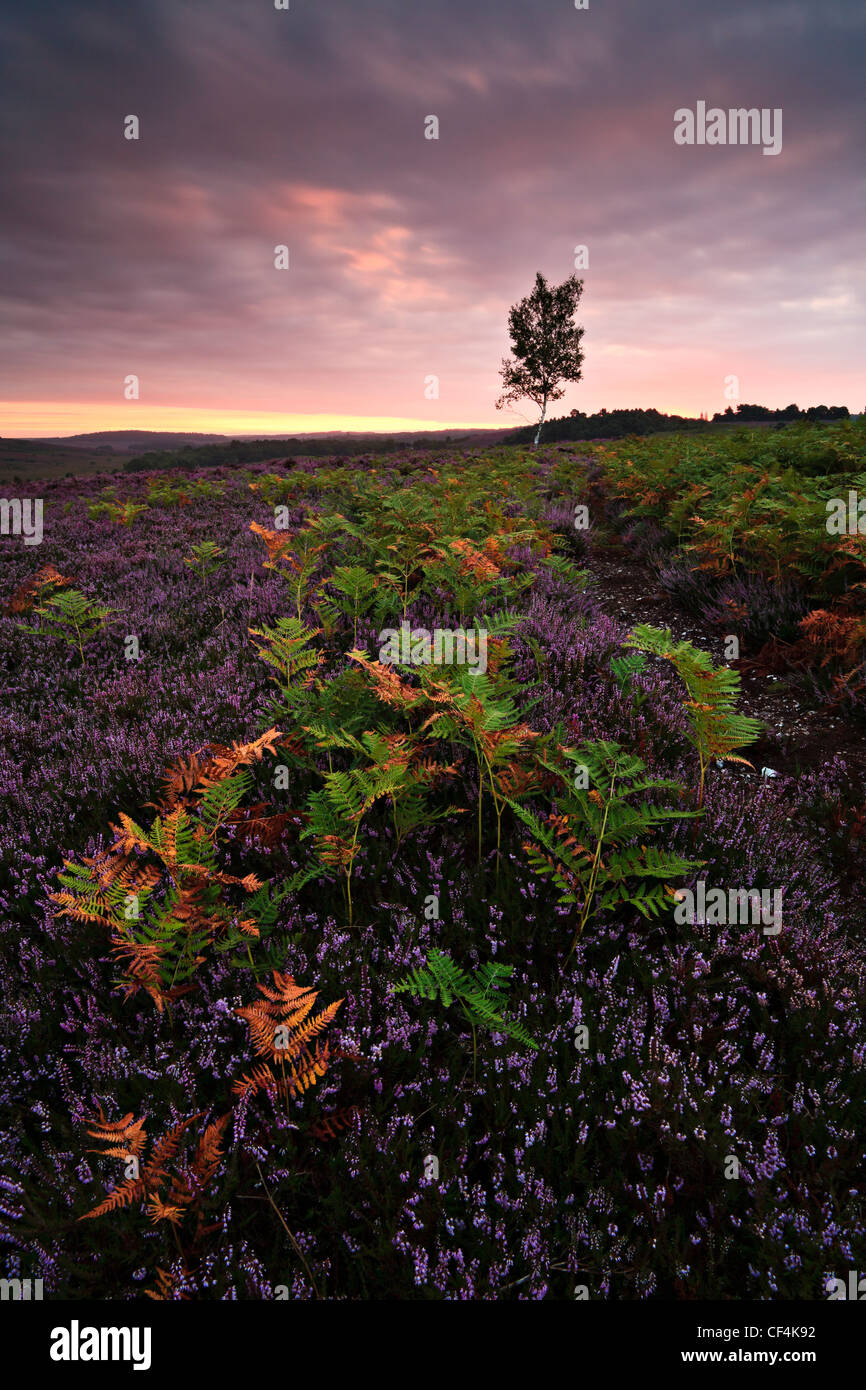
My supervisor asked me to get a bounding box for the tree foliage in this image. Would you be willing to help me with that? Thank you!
[496,272,585,448]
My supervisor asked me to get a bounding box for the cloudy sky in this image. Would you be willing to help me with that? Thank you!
[0,0,863,437]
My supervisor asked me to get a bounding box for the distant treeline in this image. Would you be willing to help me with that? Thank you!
[712,403,851,422]
[123,434,468,472]
[512,403,852,443]
[512,408,710,443]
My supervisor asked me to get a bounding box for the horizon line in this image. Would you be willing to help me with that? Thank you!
[2,400,858,441]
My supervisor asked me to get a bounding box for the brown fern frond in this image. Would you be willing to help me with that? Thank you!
[4,564,71,615]
[142,1114,202,1188]
[83,848,132,890]
[316,834,355,869]
[310,1106,363,1141]
[799,609,866,666]
[191,1114,230,1189]
[494,764,541,800]
[112,861,163,896]
[224,803,297,847]
[234,974,343,1095]
[548,813,589,858]
[148,751,210,813]
[158,808,184,864]
[234,1002,284,1058]
[236,974,325,1056]
[329,1047,365,1065]
[150,727,286,813]
[169,883,211,925]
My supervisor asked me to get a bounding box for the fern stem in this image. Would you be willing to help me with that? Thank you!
[459,999,478,1085]
[279,1054,291,1120]
[471,734,483,864]
[255,1162,322,1299]
[567,765,617,962]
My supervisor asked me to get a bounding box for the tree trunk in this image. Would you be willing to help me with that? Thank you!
[533,398,548,450]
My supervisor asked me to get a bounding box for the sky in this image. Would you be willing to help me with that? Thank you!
[0,0,864,438]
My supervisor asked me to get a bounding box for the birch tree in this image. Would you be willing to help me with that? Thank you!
[495,272,585,448]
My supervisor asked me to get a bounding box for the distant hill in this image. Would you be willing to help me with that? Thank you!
[23,427,512,455]
[29,431,233,453]
[0,427,515,482]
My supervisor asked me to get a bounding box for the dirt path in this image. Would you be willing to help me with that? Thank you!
[587,542,866,782]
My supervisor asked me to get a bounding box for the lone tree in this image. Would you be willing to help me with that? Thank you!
[495,272,585,448]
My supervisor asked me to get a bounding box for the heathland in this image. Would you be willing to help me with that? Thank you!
[0,420,864,1298]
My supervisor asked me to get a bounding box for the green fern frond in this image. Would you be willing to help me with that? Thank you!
[392,949,538,1051]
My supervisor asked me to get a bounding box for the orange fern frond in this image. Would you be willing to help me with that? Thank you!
[84,1108,147,1162]
[250,519,294,562]
[234,973,344,1097]
[144,1267,189,1301]
[146,1196,185,1227]
[284,1001,344,1056]
[286,1042,332,1093]
[256,971,316,1009]
[448,537,501,581]
[111,813,152,856]
[143,1114,202,1188]
[109,937,165,986]
[347,650,423,708]
[231,1063,277,1099]
[236,917,261,938]
[151,727,286,812]
[197,728,285,786]
[148,751,210,813]
[49,891,114,927]
[78,1178,145,1222]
